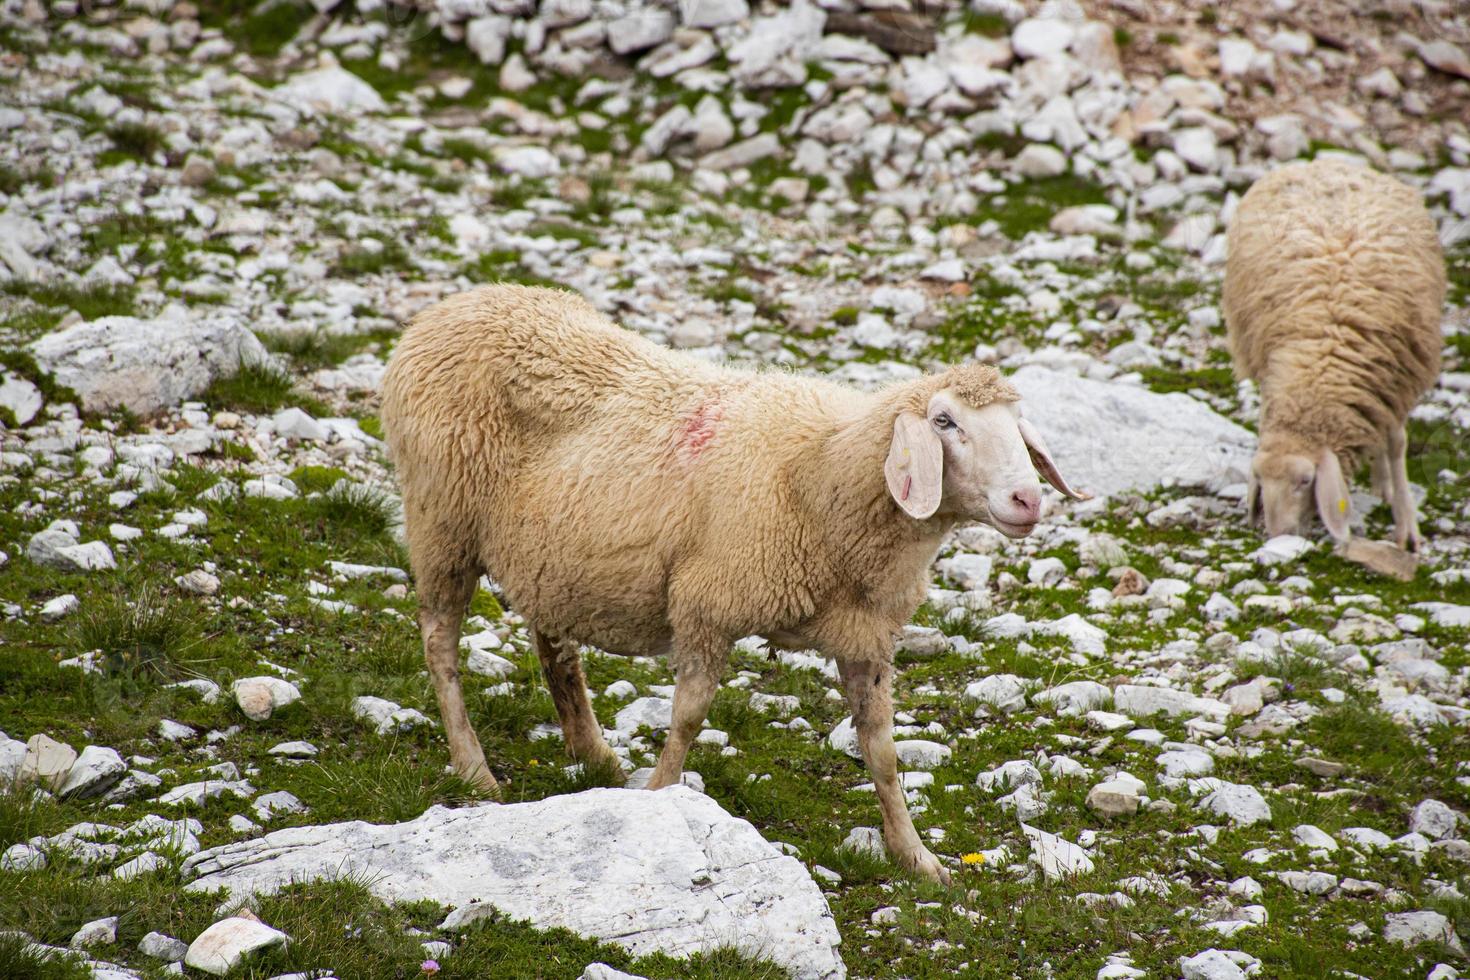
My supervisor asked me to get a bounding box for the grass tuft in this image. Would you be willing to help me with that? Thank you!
[69,584,202,681]
[306,481,398,539]
[200,360,323,415]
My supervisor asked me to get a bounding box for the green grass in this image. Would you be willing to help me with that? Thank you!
[198,0,308,56]
[330,239,413,278]
[69,584,203,681]
[100,121,167,165]
[1,279,137,322]
[199,360,325,415]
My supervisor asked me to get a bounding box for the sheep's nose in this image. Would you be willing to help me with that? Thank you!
[1010,487,1040,521]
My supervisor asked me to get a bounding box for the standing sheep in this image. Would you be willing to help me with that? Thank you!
[1223,158,1445,550]
[380,284,1086,883]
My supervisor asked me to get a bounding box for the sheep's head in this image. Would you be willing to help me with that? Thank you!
[1248,434,1351,542]
[884,392,1088,536]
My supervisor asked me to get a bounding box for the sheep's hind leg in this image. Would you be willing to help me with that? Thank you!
[838,656,949,885]
[1386,424,1423,552]
[533,629,622,778]
[419,566,497,795]
[646,636,724,791]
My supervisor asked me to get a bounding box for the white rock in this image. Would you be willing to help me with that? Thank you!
[465,15,511,64]
[1033,680,1111,716]
[184,788,843,979]
[1087,778,1141,817]
[1410,799,1463,841]
[1011,17,1075,59]
[608,9,674,54]
[1115,685,1227,720]
[1179,948,1255,980]
[352,696,431,735]
[894,740,951,770]
[1197,781,1272,826]
[0,374,42,426]
[827,716,863,760]
[1292,824,1338,851]
[175,569,220,595]
[1010,367,1253,495]
[183,916,290,975]
[254,790,307,822]
[1013,144,1068,178]
[1022,824,1094,879]
[1157,748,1214,779]
[1384,910,1463,952]
[71,916,118,947]
[936,553,992,590]
[965,674,1028,714]
[232,677,301,721]
[139,931,189,961]
[31,307,269,415]
[497,146,560,178]
[1253,535,1312,565]
[581,965,650,980]
[40,593,79,622]
[58,745,127,799]
[21,734,77,791]
[271,407,328,441]
[114,850,167,880]
[603,680,637,700]
[276,65,386,114]
[614,697,673,733]
[268,741,318,759]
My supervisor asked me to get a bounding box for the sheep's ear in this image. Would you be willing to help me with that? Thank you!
[1314,448,1351,542]
[1018,417,1091,500]
[885,412,942,519]
[1246,472,1261,525]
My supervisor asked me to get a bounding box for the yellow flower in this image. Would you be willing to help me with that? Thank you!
[528,758,539,766]
[961,852,985,865]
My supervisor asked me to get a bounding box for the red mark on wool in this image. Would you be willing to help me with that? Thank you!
[674,398,724,463]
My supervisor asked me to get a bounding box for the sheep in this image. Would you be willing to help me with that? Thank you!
[1222,158,1445,551]
[380,284,1086,884]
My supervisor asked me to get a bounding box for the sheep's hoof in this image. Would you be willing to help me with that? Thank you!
[458,764,501,798]
[898,844,951,886]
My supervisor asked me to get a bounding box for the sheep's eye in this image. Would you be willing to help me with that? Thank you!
[932,413,954,430]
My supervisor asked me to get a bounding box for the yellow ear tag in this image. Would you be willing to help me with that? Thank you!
[1338,498,1348,514]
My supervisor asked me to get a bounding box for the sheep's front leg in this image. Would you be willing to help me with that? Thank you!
[533,629,622,777]
[1386,423,1423,552]
[647,650,722,791]
[838,657,949,885]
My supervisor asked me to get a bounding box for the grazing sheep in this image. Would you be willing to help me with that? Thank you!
[1223,159,1445,550]
[380,284,1086,883]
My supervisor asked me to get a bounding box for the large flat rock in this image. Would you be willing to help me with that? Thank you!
[31,304,269,415]
[184,786,844,980]
[1011,366,1253,496]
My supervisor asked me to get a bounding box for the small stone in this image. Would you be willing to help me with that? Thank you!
[175,569,220,595]
[58,745,127,799]
[40,593,79,622]
[1384,910,1464,953]
[70,916,118,947]
[1087,778,1142,817]
[841,826,885,859]
[232,677,302,721]
[21,734,77,792]
[139,931,189,961]
[184,916,290,975]
[1013,144,1067,178]
[1410,799,1463,841]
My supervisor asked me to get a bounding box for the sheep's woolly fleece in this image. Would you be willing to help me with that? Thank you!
[889,364,1019,417]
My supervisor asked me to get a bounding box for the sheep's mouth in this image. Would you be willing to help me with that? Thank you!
[990,516,1037,538]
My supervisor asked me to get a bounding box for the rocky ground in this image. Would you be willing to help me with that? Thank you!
[1,0,1469,977]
